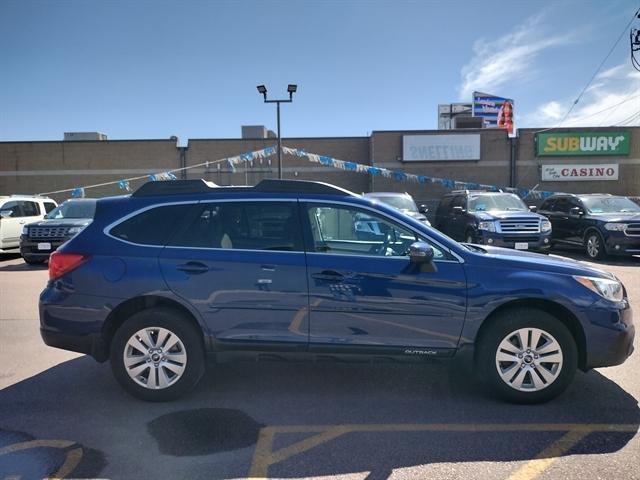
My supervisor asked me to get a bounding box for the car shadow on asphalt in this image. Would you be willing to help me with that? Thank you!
[0,262,47,272]
[0,356,638,479]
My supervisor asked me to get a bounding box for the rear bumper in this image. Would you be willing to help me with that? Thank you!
[40,327,107,361]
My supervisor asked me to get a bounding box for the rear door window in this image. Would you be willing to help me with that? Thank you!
[110,204,195,245]
[169,201,303,252]
[19,201,40,217]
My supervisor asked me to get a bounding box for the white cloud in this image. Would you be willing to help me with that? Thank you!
[458,15,572,100]
[525,63,640,127]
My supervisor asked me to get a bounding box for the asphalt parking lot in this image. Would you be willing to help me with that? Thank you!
[0,250,638,480]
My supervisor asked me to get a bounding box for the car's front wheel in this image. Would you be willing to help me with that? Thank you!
[585,231,606,260]
[110,307,205,401]
[477,308,577,403]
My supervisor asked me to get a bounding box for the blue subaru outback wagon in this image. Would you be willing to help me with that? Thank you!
[40,180,634,403]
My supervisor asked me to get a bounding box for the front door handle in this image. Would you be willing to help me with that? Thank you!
[311,270,344,283]
[176,261,209,275]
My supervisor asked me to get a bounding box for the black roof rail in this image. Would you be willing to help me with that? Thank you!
[133,179,224,197]
[131,178,356,197]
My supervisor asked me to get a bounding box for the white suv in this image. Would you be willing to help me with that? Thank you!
[0,195,58,253]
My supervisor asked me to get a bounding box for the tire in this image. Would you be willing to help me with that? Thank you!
[464,230,476,244]
[584,231,606,260]
[476,308,577,404]
[23,256,46,265]
[110,307,205,402]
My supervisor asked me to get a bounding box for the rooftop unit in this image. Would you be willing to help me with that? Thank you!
[64,132,107,141]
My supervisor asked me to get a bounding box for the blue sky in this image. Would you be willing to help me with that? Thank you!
[1,0,638,143]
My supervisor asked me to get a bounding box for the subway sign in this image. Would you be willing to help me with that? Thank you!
[536,132,629,156]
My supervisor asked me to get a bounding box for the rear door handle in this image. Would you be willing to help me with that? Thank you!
[311,270,344,283]
[176,261,209,275]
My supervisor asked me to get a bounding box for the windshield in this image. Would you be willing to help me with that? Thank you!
[45,200,96,219]
[371,195,418,212]
[468,194,527,212]
[581,196,640,214]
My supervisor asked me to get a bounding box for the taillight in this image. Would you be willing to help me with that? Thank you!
[49,252,89,281]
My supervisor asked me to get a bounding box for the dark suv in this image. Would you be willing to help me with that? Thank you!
[20,198,96,264]
[434,191,552,252]
[40,180,634,403]
[539,194,640,260]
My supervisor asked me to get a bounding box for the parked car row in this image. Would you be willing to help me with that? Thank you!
[365,189,640,260]
[0,195,97,264]
[4,189,639,265]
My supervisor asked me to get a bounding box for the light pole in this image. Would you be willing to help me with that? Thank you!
[257,84,297,179]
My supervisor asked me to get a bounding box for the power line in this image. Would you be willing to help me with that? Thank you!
[559,93,640,125]
[597,89,640,126]
[615,110,640,126]
[556,6,640,127]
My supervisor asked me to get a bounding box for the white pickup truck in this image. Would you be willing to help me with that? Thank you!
[0,195,57,253]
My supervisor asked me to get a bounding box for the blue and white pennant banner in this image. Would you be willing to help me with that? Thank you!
[282,146,554,200]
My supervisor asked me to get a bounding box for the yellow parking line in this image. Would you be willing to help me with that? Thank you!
[0,439,83,480]
[50,447,83,480]
[248,423,639,479]
[0,439,75,455]
[506,430,590,480]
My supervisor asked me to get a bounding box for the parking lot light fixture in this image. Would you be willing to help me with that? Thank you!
[256,84,297,179]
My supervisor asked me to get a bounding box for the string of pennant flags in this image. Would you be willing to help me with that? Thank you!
[42,144,554,200]
[280,147,555,200]
[40,146,278,197]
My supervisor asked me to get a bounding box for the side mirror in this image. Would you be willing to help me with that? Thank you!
[0,211,11,219]
[409,241,434,264]
[529,205,537,212]
[418,204,429,214]
[570,206,584,216]
[452,206,465,215]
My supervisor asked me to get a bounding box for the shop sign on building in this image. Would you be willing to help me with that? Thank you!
[403,134,481,161]
[537,132,629,156]
[541,163,619,181]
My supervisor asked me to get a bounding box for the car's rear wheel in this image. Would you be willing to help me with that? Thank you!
[110,307,205,401]
[585,231,606,260]
[477,308,577,403]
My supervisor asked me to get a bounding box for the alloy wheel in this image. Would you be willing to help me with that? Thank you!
[123,327,187,389]
[495,327,563,392]
[586,235,600,258]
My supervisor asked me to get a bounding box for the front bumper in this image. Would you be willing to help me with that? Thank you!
[603,231,640,256]
[20,236,67,259]
[477,231,552,252]
[584,300,635,369]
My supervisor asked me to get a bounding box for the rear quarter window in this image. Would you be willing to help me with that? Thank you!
[110,204,195,246]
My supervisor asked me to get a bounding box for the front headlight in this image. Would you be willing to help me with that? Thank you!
[604,223,626,231]
[478,221,496,232]
[67,226,85,235]
[22,226,28,235]
[573,275,624,301]
[541,219,552,233]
